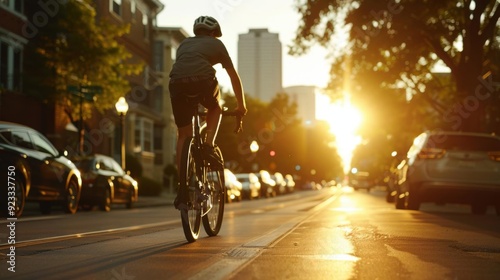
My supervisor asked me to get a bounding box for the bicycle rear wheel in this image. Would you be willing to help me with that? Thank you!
[179,138,201,242]
[202,146,225,236]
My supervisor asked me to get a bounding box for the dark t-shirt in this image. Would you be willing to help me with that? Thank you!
[169,35,234,79]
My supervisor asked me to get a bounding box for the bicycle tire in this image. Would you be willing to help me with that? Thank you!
[179,138,202,242]
[202,146,225,236]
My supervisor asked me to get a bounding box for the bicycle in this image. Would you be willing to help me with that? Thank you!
[178,108,243,242]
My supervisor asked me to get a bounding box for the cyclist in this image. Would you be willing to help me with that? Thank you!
[169,16,247,209]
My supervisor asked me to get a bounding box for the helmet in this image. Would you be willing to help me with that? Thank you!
[193,16,222,37]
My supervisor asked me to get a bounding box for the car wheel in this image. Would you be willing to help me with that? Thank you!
[10,178,26,218]
[125,189,134,209]
[407,192,420,210]
[386,190,395,203]
[394,186,408,209]
[63,178,80,214]
[471,204,487,215]
[395,188,406,209]
[99,188,111,212]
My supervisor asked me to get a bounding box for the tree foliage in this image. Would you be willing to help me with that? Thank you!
[292,0,500,133]
[24,0,143,120]
[217,92,342,181]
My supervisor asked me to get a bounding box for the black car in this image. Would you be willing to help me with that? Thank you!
[0,121,82,217]
[73,154,138,211]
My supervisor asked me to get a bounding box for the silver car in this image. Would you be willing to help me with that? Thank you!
[395,131,500,215]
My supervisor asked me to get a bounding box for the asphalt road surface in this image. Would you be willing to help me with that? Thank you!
[1,186,499,279]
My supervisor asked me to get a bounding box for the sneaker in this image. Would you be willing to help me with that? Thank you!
[174,187,188,210]
[202,144,223,170]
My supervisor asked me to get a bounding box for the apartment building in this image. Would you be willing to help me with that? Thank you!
[0,1,175,183]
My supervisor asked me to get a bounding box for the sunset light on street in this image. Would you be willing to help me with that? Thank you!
[316,92,363,175]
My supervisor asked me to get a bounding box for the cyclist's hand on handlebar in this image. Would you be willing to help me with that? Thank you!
[235,105,247,116]
[233,107,245,134]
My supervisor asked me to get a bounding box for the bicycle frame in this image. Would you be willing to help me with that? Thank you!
[179,108,242,242]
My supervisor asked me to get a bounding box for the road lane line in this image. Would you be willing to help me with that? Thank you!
[0,220,179,248]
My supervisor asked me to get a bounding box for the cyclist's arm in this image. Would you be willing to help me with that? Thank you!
[225,67,247,115]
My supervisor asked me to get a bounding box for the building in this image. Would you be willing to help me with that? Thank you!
[1,1,169,183]
[153,26,189,189]
[284,85,321,126]
[238,28,282,102]
[92,0,165,181]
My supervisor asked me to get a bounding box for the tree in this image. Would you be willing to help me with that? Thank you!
[291,0,500,133]
[24,0,142,121]
[217,91,343,181]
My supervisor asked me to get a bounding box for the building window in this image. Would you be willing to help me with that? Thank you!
[130,0,135,14]
[111,0,121,16]
[142,13,148,39]
[0,0,23,13]
[0,39,22,91]
[154,86,162,112]
[134,117,153,153]
[153,41,163,72]
[154,125,162,165]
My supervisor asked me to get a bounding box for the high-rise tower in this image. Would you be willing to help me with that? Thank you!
[238,29,282,102]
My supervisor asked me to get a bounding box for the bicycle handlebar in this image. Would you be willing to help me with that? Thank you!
[198,110,244,134]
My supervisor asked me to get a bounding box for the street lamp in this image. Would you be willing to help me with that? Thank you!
[115,97,129,170]
[250,140,259,171]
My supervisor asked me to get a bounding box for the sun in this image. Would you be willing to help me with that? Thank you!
[316,93,362,174]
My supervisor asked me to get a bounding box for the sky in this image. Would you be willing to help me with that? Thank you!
[156,0,332,91]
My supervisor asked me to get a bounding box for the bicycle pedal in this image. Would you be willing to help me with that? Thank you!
[197,193,209,203]
[195,187,209,203]
[203,194,212,213]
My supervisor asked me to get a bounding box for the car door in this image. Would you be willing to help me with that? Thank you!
[97,157,120,199]
[28,131,68,199]
[6,129,56,199]
[110,158,131,201]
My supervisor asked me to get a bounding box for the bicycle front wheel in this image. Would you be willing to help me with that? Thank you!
[202,146,225,236]
[179,138,201,243]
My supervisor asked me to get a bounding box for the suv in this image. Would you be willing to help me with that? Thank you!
[0,121,82,217]
[395,131,500,215]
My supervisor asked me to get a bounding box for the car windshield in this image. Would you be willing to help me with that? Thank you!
[427,135,500,151]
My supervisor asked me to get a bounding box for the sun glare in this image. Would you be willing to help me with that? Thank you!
[316,93,362,175]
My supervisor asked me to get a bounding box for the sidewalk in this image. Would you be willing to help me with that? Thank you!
[135,190,176,208]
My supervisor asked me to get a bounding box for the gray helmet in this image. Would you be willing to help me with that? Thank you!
[193,16,222,37]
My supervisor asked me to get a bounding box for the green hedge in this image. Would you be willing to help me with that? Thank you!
[138,176,162,196]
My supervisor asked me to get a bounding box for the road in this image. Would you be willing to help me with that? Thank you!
[1,186,500,279]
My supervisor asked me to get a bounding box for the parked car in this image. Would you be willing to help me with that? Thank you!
[224,169,242,202]
[258,170,276,197]
[235,172,261,200]
[284,174,296,193]
[73,154,138,211]
[272,172,287,195]
[0,121,82,217]
[395,131,500,215]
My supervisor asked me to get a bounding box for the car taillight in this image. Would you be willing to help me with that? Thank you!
[488,151,500,162]
[418,148,445,159]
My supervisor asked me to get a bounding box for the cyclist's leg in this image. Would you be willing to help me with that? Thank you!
[202,80,222,146]
[200,79,223,168]
[169,82,196,207]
